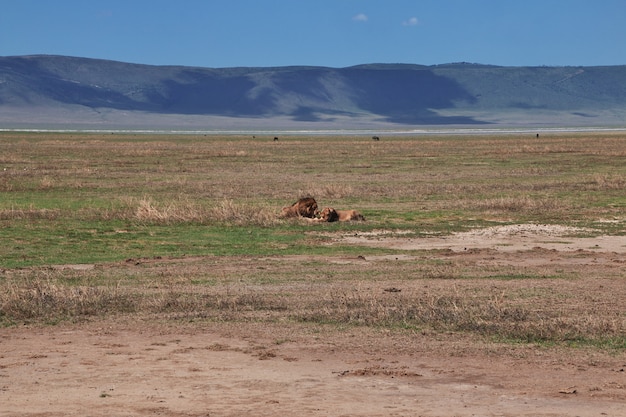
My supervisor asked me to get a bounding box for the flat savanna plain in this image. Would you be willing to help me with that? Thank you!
[1,131,626,416]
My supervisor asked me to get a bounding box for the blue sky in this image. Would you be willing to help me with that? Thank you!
[2,0,625,68]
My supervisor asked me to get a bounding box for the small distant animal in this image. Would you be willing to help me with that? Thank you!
[319,207,365,222]
[274,137,279,141]
[280,197,318,218]
[372,136,380,141]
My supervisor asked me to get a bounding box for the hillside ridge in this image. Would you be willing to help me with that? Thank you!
[1,55,625,129]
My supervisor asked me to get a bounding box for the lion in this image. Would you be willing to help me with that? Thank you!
[319,207,365,222]
[280,197,319,218]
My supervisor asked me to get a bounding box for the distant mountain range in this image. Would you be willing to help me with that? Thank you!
[1,55,625,130]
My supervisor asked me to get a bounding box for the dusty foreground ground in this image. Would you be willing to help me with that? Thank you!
[2,320,625,417]
[2,225,626,417]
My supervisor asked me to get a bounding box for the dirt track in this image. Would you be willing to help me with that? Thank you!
[2,225,626,417]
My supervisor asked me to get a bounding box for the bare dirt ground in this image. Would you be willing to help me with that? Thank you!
[2,225,626,417]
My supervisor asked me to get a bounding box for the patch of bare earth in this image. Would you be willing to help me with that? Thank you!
[339,224,626,254]
[2,224,626,416]
[1,321,625,417]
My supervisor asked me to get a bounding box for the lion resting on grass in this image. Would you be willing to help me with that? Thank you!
[319,207,365,222]
[280,197,319,218]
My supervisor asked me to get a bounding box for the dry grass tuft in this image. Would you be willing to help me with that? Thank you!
[39,176,55,190]
[463,196,570,214]
[294,285,625,344]
[590,174,626,190]
[97,197,280,226]
[135,197,205,223]
[305,184,355,199]
[209,199,280,226]
[0,278,135,322]
[133,196,208,224]
[0,207,60,220]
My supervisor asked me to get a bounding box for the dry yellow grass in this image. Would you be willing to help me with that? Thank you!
[2,252,624,346]
[1,131,626,348]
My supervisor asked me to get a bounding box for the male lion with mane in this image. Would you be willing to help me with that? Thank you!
[280,197,319,218]
[319,207,365,222]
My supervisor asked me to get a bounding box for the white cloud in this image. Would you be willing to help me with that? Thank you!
[403,17,419,26]
[353,13,368,22]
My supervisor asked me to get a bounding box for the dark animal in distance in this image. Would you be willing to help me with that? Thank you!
[372,136,380,141]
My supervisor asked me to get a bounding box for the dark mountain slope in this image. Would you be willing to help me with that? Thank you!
[339,67,478,123]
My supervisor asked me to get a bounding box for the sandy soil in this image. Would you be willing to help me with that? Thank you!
[2,224,626,417]
[339,224,626,254]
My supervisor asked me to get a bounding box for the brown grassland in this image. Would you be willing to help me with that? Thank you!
[1,131,626,416]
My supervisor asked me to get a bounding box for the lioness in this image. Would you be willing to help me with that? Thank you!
[319,207,365,222]
[280,197,319,218]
